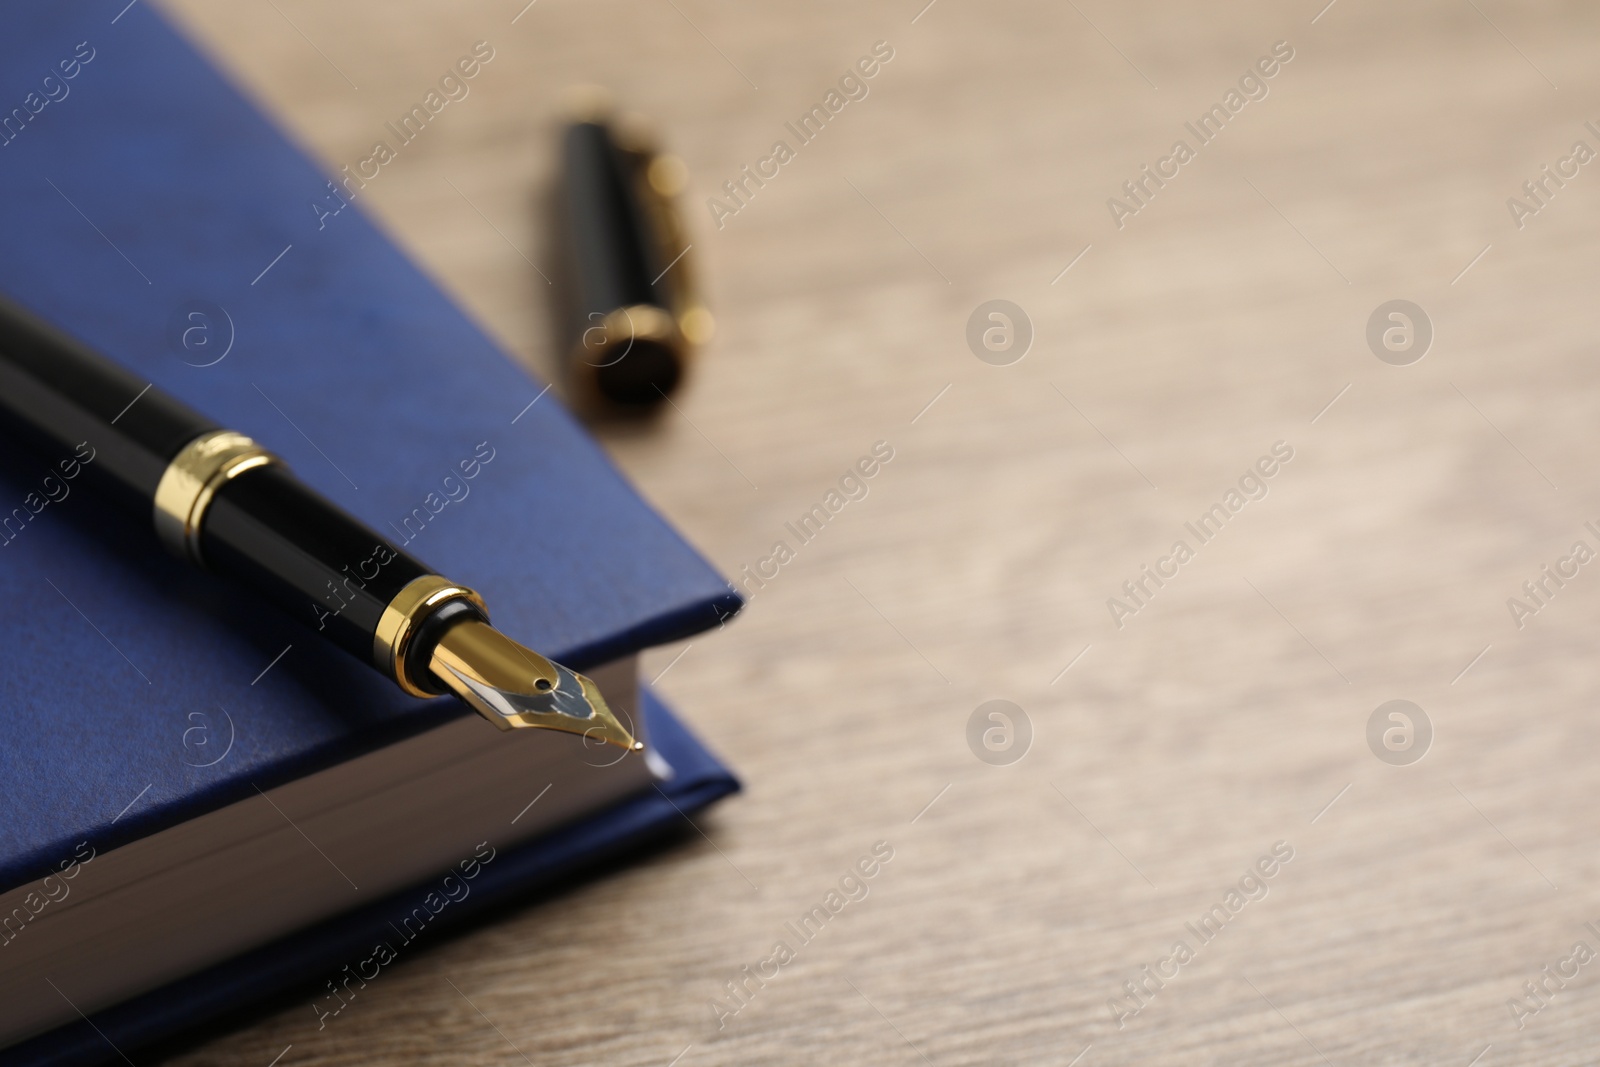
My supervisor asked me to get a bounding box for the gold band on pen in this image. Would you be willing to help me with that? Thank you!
[639,153,715,350]
[153,430,278,566]
[374,574,487,696]
[573,304,679,370]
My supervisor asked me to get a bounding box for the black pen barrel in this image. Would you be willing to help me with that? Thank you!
[0,295,638,745]
[0,295,480,690]
[201,465,472,686]
[0,295,217,514]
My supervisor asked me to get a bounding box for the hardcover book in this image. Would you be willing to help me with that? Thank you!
[0,4,740,1064]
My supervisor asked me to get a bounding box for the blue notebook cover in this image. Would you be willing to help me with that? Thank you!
[0,3,740,1062]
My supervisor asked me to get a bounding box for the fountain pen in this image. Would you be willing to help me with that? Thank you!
[0,295,640,752]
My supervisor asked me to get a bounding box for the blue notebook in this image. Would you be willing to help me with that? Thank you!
[0,4,739,1064]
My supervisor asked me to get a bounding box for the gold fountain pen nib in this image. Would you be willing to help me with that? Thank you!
[427,619,642,752]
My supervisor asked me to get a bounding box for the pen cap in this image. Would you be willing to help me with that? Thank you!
[559,114,709,406]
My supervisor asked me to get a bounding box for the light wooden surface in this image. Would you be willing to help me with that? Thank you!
[154,1,1600,1063]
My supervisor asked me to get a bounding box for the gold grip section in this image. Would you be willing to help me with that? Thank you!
[153,430,278,566]
[374,574,487,696]
[429,619,641,750]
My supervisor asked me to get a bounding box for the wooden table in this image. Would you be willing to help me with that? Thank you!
[157,1,1600,1063]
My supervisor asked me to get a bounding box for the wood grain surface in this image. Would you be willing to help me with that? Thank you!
[152,1,1600,1063]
